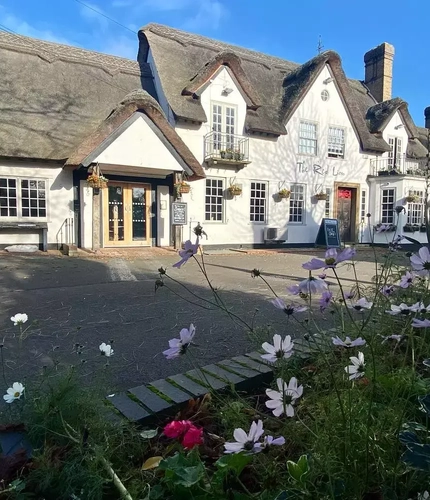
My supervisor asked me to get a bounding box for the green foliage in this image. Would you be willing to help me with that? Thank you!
[287,455,309,485]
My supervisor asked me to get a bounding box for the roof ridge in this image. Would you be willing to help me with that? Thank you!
[142,23,300,70]
[0,30,140,75]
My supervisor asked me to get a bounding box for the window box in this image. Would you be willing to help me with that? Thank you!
[377,170,389,176]
[374,223,397,232]
[314,192,328,201]
[403,224,420,233]
[420,224,427,233]
[228,184,242,196]
[278,189,291,199]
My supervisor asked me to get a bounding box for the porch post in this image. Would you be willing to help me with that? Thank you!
[173,173,182,250]
[92,190,101,251]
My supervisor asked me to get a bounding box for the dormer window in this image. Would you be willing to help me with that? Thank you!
[388,137,403,170]
[212,103,237,150]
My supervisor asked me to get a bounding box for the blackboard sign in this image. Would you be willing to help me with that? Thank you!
[315,218,341,248]
[172,202,187,225]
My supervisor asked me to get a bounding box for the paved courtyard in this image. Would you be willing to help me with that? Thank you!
[0,247,396,392]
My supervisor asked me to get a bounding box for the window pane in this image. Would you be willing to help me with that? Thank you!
[289,184,305,223]
[407,190,425,225]
[381,188,395,224]
[328,127,345,158]
[21,179,47,218]
[299,122,317,155]
[250,182,267,223]
[0,178,18,217]
[205,179,224,222]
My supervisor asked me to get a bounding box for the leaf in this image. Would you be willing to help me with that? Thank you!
[287,454,309,484]
[423,359,430,368]
[216,453,252,475]
[419,395,430,416]
[402,236,422,245]
[140,429,158,439]
[402,443,430,471]
[399,430,420,446]
[169,464,205,487]
[142,456,163,470]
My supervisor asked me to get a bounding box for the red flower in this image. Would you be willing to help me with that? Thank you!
[182,425,203,449]
[163,420,191,438]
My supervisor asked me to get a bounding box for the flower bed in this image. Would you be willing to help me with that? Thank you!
[2,229,430,498]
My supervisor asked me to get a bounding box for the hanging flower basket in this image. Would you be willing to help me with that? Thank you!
[87,173,108,189]
[174,182,191,195]
[228,184,242,196]
[405,194,419,203]
[314,192,328,201]
[278,189,291,199]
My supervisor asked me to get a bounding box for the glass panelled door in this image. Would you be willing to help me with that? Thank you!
[103,183,151,246]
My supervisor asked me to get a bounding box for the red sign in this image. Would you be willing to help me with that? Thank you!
[338,189,352,199]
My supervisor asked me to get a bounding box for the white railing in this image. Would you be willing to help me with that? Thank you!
[204,131,250,163]
[371,155,427,176]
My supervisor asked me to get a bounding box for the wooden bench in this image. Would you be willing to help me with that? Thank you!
[0,221,48,252]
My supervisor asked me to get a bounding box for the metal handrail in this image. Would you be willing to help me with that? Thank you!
[56,217,75,250]
[370,154,426,176]
[204,131,250,161]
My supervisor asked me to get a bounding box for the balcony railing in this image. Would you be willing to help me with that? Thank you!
[204,131,250,166]
[371,155,427,176]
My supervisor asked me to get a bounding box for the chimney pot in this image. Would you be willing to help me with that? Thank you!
[364,42,395,103]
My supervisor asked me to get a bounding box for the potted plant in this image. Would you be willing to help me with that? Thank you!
[233,149,244,161]
[221,148,234,160]
[378,170,389,176]
[86,172,108,189]
[314,192,328,201]
[420,224,427,232]
[405,193,419,203]
[228,184,242,196]
[174,181,191,196]
[403,224,414,233]
[278,188,291,199]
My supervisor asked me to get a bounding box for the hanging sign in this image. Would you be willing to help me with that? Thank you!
[172,202,187,225]
[315,218,341,248]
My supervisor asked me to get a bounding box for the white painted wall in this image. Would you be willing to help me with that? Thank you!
[80,180,93,249]
[0,161,73,247]
[175,64,373,245]
[94,115,185,173]
[157,185,171,246]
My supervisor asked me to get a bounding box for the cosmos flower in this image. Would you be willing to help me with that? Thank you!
[332,336,366,348]
[3,382,25,404]
[271,298,307,316]
[163,324,196,359]
[173,239,199,268]
[10,313,28,326]
[410,247,430,277]
[302,247,356,271]
[265,377,303,417]
[344,352,365,380]
[224,420,264,454]
[261,334,294,363]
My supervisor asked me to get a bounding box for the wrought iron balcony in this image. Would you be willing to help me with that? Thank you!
[371,155,427,176]
[204,132,250,167]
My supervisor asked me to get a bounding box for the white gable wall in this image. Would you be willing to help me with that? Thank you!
[176,64,373,245]
[94,114,184,173]
[0,161,74,247]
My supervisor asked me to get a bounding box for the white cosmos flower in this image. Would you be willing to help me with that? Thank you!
[380,334,403,344]
[10,313,28,326]
[3,382,25,403]
[386,303,419,316]
[261,334,294,363]
[332,336,366,348]
[265,377,303,417]
[298,277,327,294]
[224,420,264,454]
[271,298,307,316]
[99,342,114,357]
[345,352,365,380]
[254,435,286,452]
[348,297,373,311]
[163,324,196,359]
[410,247,430,277]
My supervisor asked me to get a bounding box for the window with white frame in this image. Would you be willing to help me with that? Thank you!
[289,184,305,223]
[205,178,224,222]
[361,190,367,221]
[0,177,47,218]
[298,121,317,155]
[250,182,267,223]
[388,137,403,170]
[325,188,331,217]
[381,188,395,224]
[407,190,425,225]
[212,103,236,151]
[328,127,345,158]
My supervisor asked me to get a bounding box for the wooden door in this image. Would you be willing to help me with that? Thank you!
[337,188,353,242]
[103,183,151,247]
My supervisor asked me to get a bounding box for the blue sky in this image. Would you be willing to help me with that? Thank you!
[0,0,428,125]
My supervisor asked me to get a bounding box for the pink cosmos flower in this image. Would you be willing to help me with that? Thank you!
[173,239,199,268]
[332,336,366,348]
[163,324,196,359]
[271,298,307,316]
[319,290,333,311]
[412,318,430,328]
[286,284,300,295]
[399,271,416,288]
[298,277,328,294]
[302,247,356,271]
[410,247,430,277]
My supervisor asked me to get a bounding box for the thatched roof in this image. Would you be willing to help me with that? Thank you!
[138,23,401,152]
[65,90,205,179]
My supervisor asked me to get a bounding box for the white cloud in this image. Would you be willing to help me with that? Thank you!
[78,2,109,32]
[182,0,227,31]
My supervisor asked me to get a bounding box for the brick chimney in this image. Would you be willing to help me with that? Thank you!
[425,107,430,129]
[364,42,395,103]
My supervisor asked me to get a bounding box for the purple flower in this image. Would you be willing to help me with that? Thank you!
[380,285,395,297]
[173,239,199,268]
[399,271,416,288]
[318,273,327,280]
[302,247,356,271]
[410,247,430,277]
[386,303,420,315]
[344,289,356,300]
[286,284,300,295]
[298,277,328,295]
[412,318,430,328]
[163,324,196,359]
[319,291,333,312]
[348,297,373,311]
[271,298,307,316]
[332,336,366,348]
[254,435,286,452]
